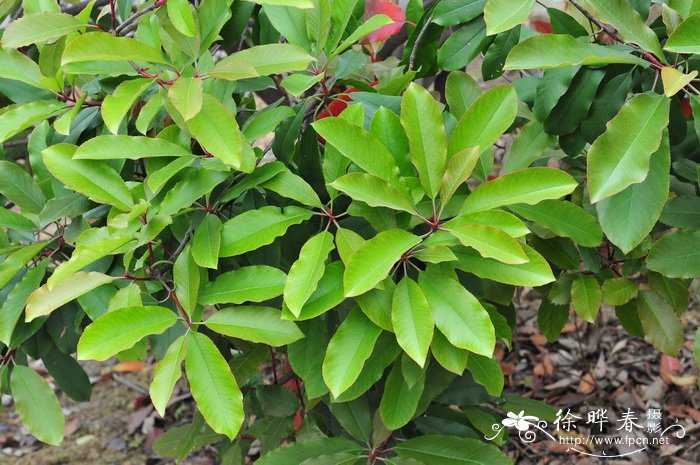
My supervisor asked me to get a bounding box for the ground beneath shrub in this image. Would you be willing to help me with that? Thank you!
[1,298,698,465]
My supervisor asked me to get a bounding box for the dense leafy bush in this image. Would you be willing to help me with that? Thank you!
[0,0,699,462]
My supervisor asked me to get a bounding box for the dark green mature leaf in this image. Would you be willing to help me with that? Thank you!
[205,307,304,346]
[482,26,521,80]
[661,196,700,229]
[328,396,372,443]
[647,230,700,278]
[77,306,178,361]
[11,365,64,445]
[255,438,363,465]
[0,161,46,214]
[288,319,329,398]
[468,354,503,396]
[438,18,489,71]
[0,261,47,344]
[379,362,425,430]
[433,0,486,26]
[395,435,512,465]
[537,299,569,342]
[638,291,684,355]
[42,346,92,402]
[445,71,482,119]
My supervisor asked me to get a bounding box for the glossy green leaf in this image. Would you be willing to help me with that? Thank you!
[200,265,285,305]
[392,277,434,367]
[210,44,314,79]
[638,291,684,355]
[647,230,700,278]
[537,299,569,342]
[101,78,153,134]
[188,94,246,171]
[468,354,503,396]
[168,77,203,120]
[446,224,528,264]
[430,330,468,375]
[505,35,649,69]
[0,48,44,88]
[455,245,555,286]
[77,306,178,361]
[344,229,421,297]
[285,231,334,317]
[401,83,447,198]
[0,100,65,144]
[484,0,534,34]
[287,318,329,398]
[11,365,64,445]
[167,0,196,36]
[174,246,199,316]
[588,93,670,203]
[602,278,638,306]
[509,200,603,247]
[395,436,512,465]
[42,144,133,211]
[150,335,188,416]
[0,261,47,345]
[185,332,244,440]
[438,18,489,71]
[665,12,700,53]
[419,268,495,356]
[74,135,190,160]
[280,72,324,97]
[0,160,46,214]
[460,168,578,213]
[322,308,382,397]
[571,274,602,323]
[442,210,530,238]
[256,438,363,465]
[191,215,222,269]
[379,362,425,430]
[261,168,324,208]
[1,12,83,48]
[331,173,416,214]
[62,32,169,66]
[205,307,304,346]
[445,71,482,119]
[220,206,313,257]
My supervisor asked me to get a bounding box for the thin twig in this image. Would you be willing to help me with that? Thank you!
[114,3,160,36]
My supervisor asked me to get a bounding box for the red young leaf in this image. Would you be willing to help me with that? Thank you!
[362,0,406,43]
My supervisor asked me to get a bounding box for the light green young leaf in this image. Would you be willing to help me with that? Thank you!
[401,83,447,199]
[448,86,518,156]
[638,291,684,355]
[77,306,178,360]
[0,242,47,289]
[0,100,65,144]
[75,135,191,160]
[509,200,603,247]
[330,173,416,214]
[468,354,504,396]
[323,309,383,398]
[332,14,393,58]
[261,169,324,208]
[431,330,468,375]
[0,261,47,345]
[665,12,700,53]
[191,215,222,269]
[1,12,83,48]
[285,231,334,317]
[174,246,199,317]
[484,0,535,35]
[11,365,65,445]
[502,121,555,174]
[571,274,602,323]
[210,44,314,79]
[344,229,421,297]
[185,332,244,440]
[455,245,555,286]
[0,208,37,231]
[602,278,638,306]
[0,160,46,214]
[588,93,669,203]
[42,144,134,211]
[188,94,247,171]
[158,170,227,216]
[220,206,313,257]
[101,78,153,134]
[150,335,188,416]
[200,265,286,305]
[242,106,296,140]
[167,0,196,37]
[168,77,203,121]
[460,168,578,213]
[440,147,481,205]
[205,306,304,346]
[391,277,434,367]
[280,72,325,97]
[504,35,649,69]
[647,230,700,278]
[26,271,115,322]
[62,32,169,66]
[445,224,528,264]
[419,268,495,357]
[0,48,45,89]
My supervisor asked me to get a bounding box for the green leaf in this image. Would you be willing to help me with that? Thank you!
[638,291,684,355]
[77,306,178,361]
[395,436,512,465]
[330,173,416,214]
[242,106,296,140]
[62,32,169,66]
[256,438,363,465]
[42,346,92,402]
[282,261,344,321]
[328,397,372,443]
[0,100,65,143]
[167,0,196,36]
[1,12,83,48]
[379,362,425,430]
[468,354,504,396]
[666,12,700,53]
[661,196,700,229]
[11,365,64,445]
[602,278,638,306]
[588,93,670,203]
[647,230,700,278]
[419,268,495,356]
[280,72,325,97]
[442,210,530,238]
[448,86,518,156]
[509,200,603,247]
[188,94,247,171]
[26,271,115,322]
[210,44,314,79]
[661,67,698,97]
[433,0,486,26]
[42,144,133,211]
[413,246,458,264]
[168,77,203,120]
[0,48,45,89]
[0,208,36,231]
[158,170,228,216]
[401,83,447,198]
[150,335,188,416]
[313,117,400,182]
[392,277,434,367]
[191,215,222,269]
[261,168,324,208]
[332,14,393,58]
[0,160,46,214]
[185,332,244,440]
[0,242,47,289]
[430,330,468,375]
[174,246,199,317]
[101,78,153,134]
[74,135,190,160]
[482,26,521,80]
[322,308,382,398]
[445,71,482,119]
[503,121,555,174]
[200,265,286,305]
[484,0,535,34]
[455,245,555,286]
[288,319,329,398]
[571,274,602,323]
[537,299,569,342]
[460,168,578,213]
[438,17,489,71]
[0,261,46,345]
[596,132,670,253]
[204,307,304,346]
[344,229,421,297]
[440,147,481,205]
[285,231,335,317]
[445,224,528,264]
[504,35,649,69]
[220,206,313,257]
[584,0,665,60]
